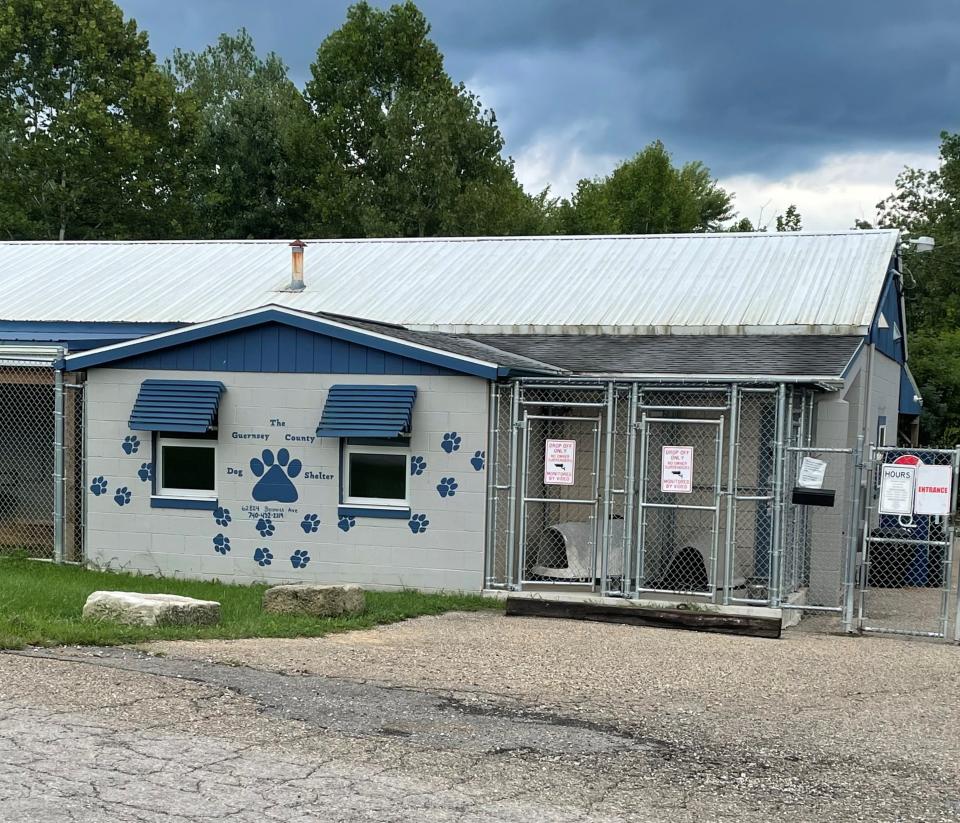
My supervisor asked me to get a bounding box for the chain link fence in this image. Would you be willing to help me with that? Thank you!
[0,355,83,562]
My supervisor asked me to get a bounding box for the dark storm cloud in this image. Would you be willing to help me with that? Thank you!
[121,0,960,177]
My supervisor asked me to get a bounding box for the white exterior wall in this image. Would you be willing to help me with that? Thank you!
[84,368,490,592]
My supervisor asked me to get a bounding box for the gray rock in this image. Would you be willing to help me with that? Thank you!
[82,591,221,627]
[262,584,365,617]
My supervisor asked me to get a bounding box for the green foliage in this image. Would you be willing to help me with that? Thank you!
[555,141,733,234]
[304,1,544,237]
[169,30,317,238]
[876,131,960,444]
[775,204,802,231]
[0,0,189,239]
[0,556,502,649]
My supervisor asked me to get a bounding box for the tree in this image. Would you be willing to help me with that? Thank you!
[555,141,733,234]
[304,1,545,237]
[775,204,802,231]
[169,31,317,238]
[876,131,960,444]
[0,0,189,239]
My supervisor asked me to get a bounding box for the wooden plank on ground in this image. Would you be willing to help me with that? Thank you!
[505,596,782,639]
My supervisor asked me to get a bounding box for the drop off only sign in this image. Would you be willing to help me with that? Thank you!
[661,446,694,493]
[544,439,576,485]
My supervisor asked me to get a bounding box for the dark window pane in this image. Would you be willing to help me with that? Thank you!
[348,452,406,500]
[162,445,215,491]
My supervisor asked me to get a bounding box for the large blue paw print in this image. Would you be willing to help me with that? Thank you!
[338,515,356,533]
[113,487,131,507]
[255,517,275,538]
[291,549,310,569]
[410,455,427,476]
[213,534,231,555]
[441,432,462,454]
[408,513,430,534]
[121,435,140,455]
[253,547,273,567]
[437,477,458,498]
[300,513,320,534]
[213,506,232,527]
[137,462,153,482]
[250,448,301,503]
[90,476,108,496]
[471,450,486,471]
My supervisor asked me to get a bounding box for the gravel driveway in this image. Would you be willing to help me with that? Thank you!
[2,612,959,822]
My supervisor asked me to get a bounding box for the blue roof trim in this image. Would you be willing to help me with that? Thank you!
[900,365,922,416]
[129,379,225,433]
[868,269,906,364]
[64,307,499,379]
[317,384,417,438]
[0,320,180,351]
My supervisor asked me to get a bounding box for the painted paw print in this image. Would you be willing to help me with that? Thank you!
[250,448,302,503]
[255,517,275,538]
[441,432,462,454]
[291,549,311,569]
[253,547,273,567]
[89,476,108,496]
[113,487,131,507]
[213,534,231,555]
[137,462,153,482]
[436,477,458,498]
[471,450,486,471]
[338,515,356,533]
[410,455,427,476]
[213,506,232,527]
[408,513,430,534]
[300,513,320,534]
[121,435,140,455]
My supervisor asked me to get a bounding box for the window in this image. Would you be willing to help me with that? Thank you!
[156,436,217,499]
[343,444,408,509]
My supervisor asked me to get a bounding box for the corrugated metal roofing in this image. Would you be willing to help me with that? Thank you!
[464,334,864,378]
[0,231,898,334]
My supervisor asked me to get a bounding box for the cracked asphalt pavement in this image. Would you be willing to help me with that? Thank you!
[1,612,959,822]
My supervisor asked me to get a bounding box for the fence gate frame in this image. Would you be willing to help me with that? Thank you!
[636,414,724,599]
[856,444,960,640]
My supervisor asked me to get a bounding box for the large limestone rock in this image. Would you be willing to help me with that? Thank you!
[262,584,365,617]
[82,591,221,627]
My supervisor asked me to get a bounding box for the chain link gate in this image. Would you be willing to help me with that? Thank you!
[0,352,84,563]
[857,446,960,640]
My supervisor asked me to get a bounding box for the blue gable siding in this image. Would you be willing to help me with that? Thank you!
[106,322,460,376]
[869,271,906,363]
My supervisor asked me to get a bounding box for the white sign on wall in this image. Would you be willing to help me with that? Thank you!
[544,439,576,485]
[661,446,694,494]
[914,464,954,516]
[878,464,916,516]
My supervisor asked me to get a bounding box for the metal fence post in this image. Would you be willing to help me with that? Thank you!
[483,384,499,588]
[842,434,864,633]
[723,384,739,605]
[620,384,639,597]
[768,383,787,607]
[53,349,65,564]
[599,382,615,594]
[505,384,521,589]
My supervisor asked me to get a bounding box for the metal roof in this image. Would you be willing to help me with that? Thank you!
[464,334,864,379]
[0,231,898,334]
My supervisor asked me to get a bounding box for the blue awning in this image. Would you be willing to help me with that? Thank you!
[129,379,225,433]
[316,385,417,438]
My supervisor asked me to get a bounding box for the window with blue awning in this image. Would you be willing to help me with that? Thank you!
[129,379,225,433]
[316,385,417,438]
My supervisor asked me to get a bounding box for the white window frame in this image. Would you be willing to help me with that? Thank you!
[155,436,218,500]
[342,443,409,509]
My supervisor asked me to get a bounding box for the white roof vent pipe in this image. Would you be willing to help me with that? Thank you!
[287,239,306,291]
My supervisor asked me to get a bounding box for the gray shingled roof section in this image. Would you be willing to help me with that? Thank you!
[317,313,564,374]
[461,334,864,377]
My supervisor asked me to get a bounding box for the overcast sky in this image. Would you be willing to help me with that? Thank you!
[122,0,960,231]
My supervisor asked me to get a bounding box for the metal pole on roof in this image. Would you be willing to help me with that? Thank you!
[53,349,65,564]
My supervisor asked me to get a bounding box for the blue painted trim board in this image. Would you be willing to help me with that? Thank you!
[338,506,410,520]
[150,496,219,511]
[65,307,501,378]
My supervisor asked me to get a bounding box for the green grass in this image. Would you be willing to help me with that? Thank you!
[0,556,503,650]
